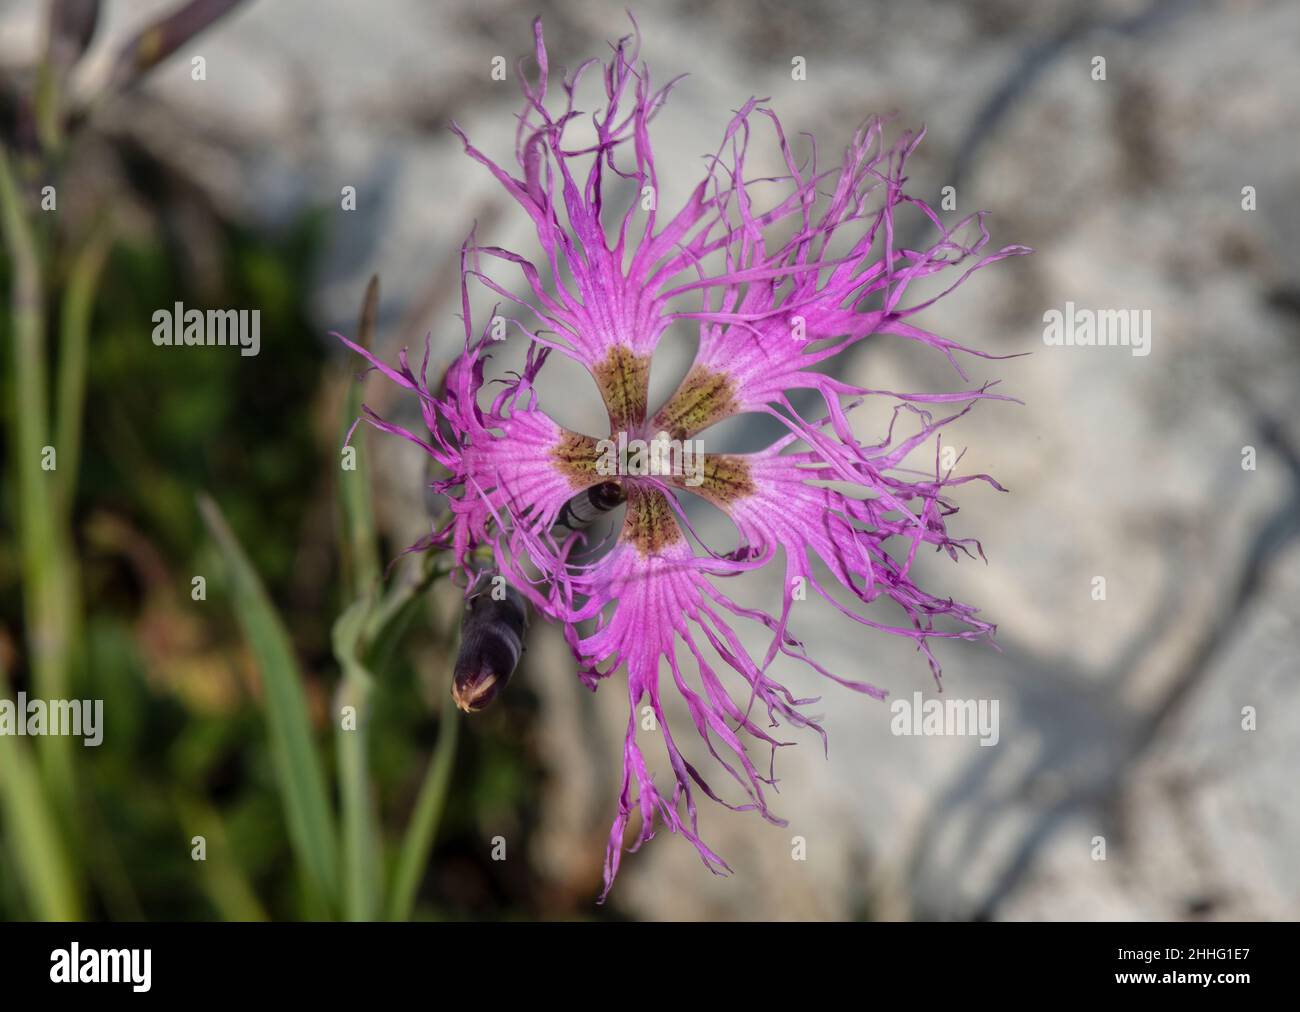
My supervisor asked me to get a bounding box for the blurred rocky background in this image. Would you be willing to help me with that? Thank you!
[1,0,1296,920]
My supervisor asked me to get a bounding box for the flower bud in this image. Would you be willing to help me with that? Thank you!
[452,582,528,713]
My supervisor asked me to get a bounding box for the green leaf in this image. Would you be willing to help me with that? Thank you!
[388,593,460,923]
[332,596,381,921]
[338,274,382,600]
[0,145,77,815]
[0,660,81,919]
[197,492,339,914]
[55,218,113,522]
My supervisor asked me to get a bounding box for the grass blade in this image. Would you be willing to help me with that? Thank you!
[0,145,77,814]
[338,274,381,599]
[0,664,82,919]
[54,217,112,522]
[197,492,339,914]
[332,597,380,921]
[388,691,459,922]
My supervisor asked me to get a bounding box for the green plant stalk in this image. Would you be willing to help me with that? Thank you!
[33,55,62,157]
[0,146,77,817]
[55,219,113,523]
[335,674,379,921]
[198,493,340,915]
[388,608,460,923]
[333,598,381,921]
[0,662,81,919]
[335,554,451,920]
[332,275,386,920]
[338,274,382,600]
[362,551,447,677]
[338,554,451,918]
[37,229,116,859]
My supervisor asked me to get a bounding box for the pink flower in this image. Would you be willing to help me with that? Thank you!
[338,16,1029,900]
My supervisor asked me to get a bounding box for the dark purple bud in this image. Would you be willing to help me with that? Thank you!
[109,0,247,89]
[452,581,528,713]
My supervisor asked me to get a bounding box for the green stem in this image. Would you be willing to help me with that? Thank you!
[388,694,459,922]
[33,55,62,156]
[335,677,379,921]
[339,274,381,599]
[333,598,381,921]
[0,662,81,919]
[198,493,340,915]
[0,145,77,818]
[55,218,113,523]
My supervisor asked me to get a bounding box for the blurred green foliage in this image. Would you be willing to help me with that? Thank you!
[0,0,573,923]
[1,198,550,920]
